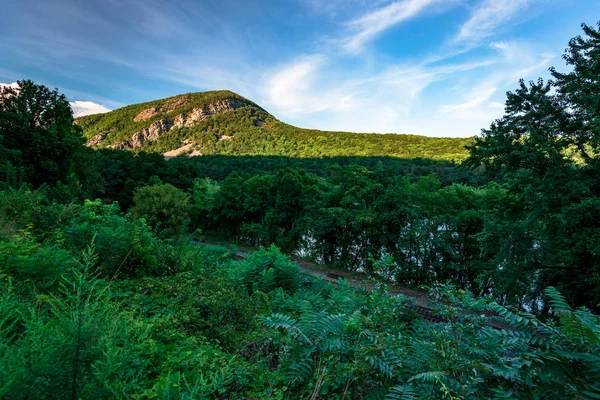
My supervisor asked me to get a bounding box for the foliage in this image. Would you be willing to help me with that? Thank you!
[77,92,472,162]
[94,149,167,209]
[466,22,600,309]
[236,245,303,295]
[75,90,261,145]
[51,200,191,278]
[0,245,150,399]
[2,20,600,400]
[0,80,95,188]
[130,183,191,236]
[0,233,76,293]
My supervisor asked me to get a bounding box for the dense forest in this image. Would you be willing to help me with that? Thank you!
[1,22,600,399]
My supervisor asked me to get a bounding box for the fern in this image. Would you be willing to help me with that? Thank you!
[287,356,313,385]
[385,385,417,400]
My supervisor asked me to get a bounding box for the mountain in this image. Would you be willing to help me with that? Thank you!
[76,90,473,161]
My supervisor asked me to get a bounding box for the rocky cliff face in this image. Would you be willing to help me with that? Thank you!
[86,98,248,150]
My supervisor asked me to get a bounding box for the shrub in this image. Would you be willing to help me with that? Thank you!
[114,271,270,349]
[236,245,303,295]
[54,200,168,278]
[0,234,76,293]
[0,247,150,399]
[130,183,191,236]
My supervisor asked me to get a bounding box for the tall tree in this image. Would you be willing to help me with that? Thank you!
[0,80,91,187]
[466,22,600,310]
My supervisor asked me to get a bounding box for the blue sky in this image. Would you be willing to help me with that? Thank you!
[1,0,598,137]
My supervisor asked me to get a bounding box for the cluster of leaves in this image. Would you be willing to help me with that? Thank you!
[0,188,282,398]
[465,22,600,311]
[183,167,548,309]
[0,80,97,189]
[260,283,600,399]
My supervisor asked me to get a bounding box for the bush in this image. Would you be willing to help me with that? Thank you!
[0,186,76,239]
[0,248,150,399]
[54,200,178,278]
[0,234,76,293]
[236,245,303,295]
[114,271,270,349]
[130,183,191,236]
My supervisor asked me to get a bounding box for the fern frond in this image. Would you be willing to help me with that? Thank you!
[408,371,446,384]
[385,384,417,400]
[286,357,313,386]
[545,287,572,314]
[262,313,313,344]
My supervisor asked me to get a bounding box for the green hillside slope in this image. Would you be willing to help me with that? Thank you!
[77,90,473,161]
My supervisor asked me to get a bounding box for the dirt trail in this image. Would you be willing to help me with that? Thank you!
[198,241,513,330]
[200,242,437,310]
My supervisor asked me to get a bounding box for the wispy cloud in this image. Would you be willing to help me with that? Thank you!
[265,55,355,115]
[453,0,533,46]
[2,0,580,137]
[70,101,111,117]
[440,41,553,120]
[343,0,446,53]
[442,86,497,113]
[263,50,508,133]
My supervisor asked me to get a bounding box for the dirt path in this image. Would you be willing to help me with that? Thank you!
[198,240,514,330]
[199,241,434,309]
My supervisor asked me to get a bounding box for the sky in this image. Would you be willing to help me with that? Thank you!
[1,0,598,137]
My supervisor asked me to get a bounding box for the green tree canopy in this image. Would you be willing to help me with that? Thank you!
[466,22,600,309]
[130,183,191,236]
[0,80,92,187]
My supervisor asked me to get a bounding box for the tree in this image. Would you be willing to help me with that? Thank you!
[466,22,600,310]
[0,80,92,187]
[130,183,191,236]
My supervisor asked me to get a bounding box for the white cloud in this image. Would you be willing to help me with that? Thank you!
[70,101,111,117]
[488,101,505,109]
[442,86,497,113]
[264,36,558,136]
[2,82,111,118]
[439,42,553,121]
[265,55,357,116]
[343,0,444,53]
[454,0,532,45]
[264,51,507,134]
[0,82,20,90]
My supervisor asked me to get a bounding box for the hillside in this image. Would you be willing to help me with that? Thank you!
[77,90,473,162]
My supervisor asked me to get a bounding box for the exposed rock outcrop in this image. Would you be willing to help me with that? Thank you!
[164,96,190,112]
[172,99,247,129]
[134,107,158,122]
[85,131,111,147]
[113,119,174,150]
[164,143,195,158]
[113,98,247,150]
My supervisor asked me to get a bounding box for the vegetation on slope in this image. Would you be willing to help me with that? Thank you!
[77,93,472,162]
[75,90,260,145]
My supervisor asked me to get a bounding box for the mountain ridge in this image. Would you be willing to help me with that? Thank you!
[76,90,473,161]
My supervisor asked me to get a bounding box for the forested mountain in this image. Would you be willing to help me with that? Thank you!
[77,91,472,162]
